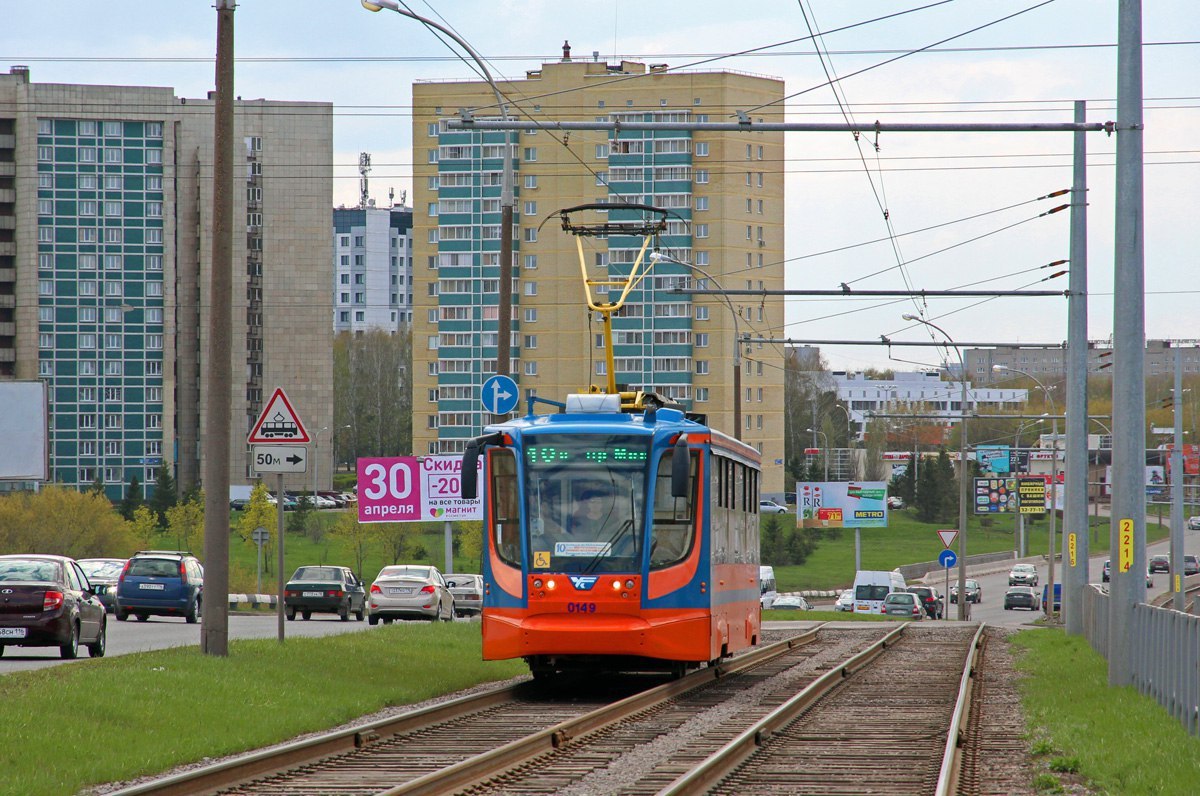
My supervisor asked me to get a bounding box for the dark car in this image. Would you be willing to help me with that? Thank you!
[949,579,982,604]
[284,566,367,621]
[1149,554,1170,574]
[1004,586,1041,611]
[907,585,944,619]
[0,554,107,659]
[229,498,250,511]
[115,550,204,623]
[77,558,126,613]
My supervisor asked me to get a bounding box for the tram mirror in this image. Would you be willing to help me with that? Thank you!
[671,437,689,498]
[462,441,480,499]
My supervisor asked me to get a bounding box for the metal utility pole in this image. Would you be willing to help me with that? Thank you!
[1063,100,1090,635]
[201,0,235,657]
[1109,0,1145,687]
[1172,348,1185,611]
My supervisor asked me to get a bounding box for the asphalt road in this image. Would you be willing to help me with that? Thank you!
[0,611,403,674]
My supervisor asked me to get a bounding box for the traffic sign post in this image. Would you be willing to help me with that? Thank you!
[248,387,311,444]
[252,527,269,594]
[481,374,519,416]
[253,445,308,474]
[939,548,958,619]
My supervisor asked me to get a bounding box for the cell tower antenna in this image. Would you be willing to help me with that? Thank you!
[358,152,371,209]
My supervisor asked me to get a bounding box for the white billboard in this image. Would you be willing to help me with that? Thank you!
[0,382,47,480]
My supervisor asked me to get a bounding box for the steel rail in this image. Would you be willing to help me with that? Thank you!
[934,623,988,796]
[110,625,823,796]
[377,626,824,796]
[654,622,907,795]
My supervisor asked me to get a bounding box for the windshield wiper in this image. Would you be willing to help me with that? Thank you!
[584,519,637,574]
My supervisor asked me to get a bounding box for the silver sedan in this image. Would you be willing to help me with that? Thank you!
[368,565,454,624]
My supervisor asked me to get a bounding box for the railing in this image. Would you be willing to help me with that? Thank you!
[1081,584,1199,735]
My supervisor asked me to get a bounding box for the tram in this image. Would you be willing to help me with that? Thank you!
[461,204,763,677]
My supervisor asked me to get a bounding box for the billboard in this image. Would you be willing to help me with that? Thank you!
[357,455,482,523]
[1017,477,1048,515]
[973,477,1017,514]
[1164,444,1200,478]
[0,381,48,481]
[796,481,888,528]
[976,445,1011,474]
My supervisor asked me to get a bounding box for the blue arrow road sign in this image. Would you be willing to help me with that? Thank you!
[481,375,519,415]
[938,549,958,569]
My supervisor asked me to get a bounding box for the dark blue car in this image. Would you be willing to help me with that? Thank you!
[115,550,204,623]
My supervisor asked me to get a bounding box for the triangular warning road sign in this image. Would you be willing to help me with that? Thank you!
[937,529,958,549]
[247,387,310,444]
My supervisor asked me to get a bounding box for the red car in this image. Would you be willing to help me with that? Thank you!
[0,554,107,659]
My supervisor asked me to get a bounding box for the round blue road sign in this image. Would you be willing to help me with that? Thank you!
[481,374,519,415]
[938,549,958,568]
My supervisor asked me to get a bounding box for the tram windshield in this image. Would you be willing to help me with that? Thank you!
[523,433,648,573]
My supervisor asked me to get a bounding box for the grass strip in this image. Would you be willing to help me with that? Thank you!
[1011,627,1200,794]
[0,624,525,796]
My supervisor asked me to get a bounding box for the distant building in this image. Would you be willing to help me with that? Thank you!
[966,340,1200,382]
[1,66,333,498]
[333,205,413,332]
[832,370,1028,432]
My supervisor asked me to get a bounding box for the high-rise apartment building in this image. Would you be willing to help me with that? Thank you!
[333,205,413,332]
[411,55,787,493]
[0,66,333,498]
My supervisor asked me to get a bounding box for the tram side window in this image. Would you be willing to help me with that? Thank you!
[490,449,521,565]
[650,449,696,569]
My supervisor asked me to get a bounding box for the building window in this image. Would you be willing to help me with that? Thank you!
[39,333,54,349]
[104,333,121,349]
[105,228,123,243]
[524,281,537,296]
[523,254,537,270]
[696,306,709,321]
[146,282,163,297]
[524,175,538,190]
[79,333,97,349]
[524,308,537,322]
[524,228,537,243]
[38,227,53,243]
[38,280,54,296]
[523,147,537,161]
[696,224,709,239]
[523,201,537,216]
[104,254,121,270]
[147,334,163,350]
[146,149,162,165]
[697,333,709,347]
[80,282,98,297]
[524,361,538,376]
[104,282,122,297]
[696,361,709,375]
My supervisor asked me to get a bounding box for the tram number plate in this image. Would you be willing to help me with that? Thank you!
[566,602,597,614]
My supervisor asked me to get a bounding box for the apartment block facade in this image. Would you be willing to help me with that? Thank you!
[0,66,333,498]
[333,206,414,333]
[967,340,1200,383]
[411,56,787,493]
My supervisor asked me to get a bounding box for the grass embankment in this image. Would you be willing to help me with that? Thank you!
[0,624,525,796]
[1012,628,1200,794]
[771,511,1156,593]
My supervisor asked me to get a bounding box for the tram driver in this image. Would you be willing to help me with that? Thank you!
[542,482,635,556]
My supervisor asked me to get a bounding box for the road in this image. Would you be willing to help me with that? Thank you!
[0,612,410,675]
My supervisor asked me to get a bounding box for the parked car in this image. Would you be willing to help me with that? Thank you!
[229,498,250,511]
[886,495,905,509]
[284,566,367,621]
[115,550,204,623]
[444,573,484,617]
[1188,516,1200,531]
[949,579,982,604]
[1183,555,1200,576]
[1008,563,1039,587]
[1149,554,1171,574]
[769,595,812,611]
[368,565,454,623]
[318,491,348,508]
[907,585,944,619]
[881,591,924,619]
[1102,559,1111,583]
[1004,586,1042,611]
[834,588,855,612]
[0,554,107,658]
[76,558,125,613]
[758,499,788,514]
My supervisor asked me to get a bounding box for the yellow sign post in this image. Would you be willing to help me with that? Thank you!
[1118,518,1134,573]
[1068,533,1077,567]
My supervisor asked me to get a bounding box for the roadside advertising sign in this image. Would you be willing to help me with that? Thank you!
[973,478,1017,514]
[796,481,888,528]
[976,445,1011,474]
[356,455,482,523]
[1017,477,1048,514]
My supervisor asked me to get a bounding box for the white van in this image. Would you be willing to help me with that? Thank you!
[759,566,778,610]
[852,570,907,615]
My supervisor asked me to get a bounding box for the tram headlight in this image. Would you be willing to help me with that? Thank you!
[545,578,557,591]
[611,579,622,591]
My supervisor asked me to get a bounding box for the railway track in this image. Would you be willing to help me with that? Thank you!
[109,625,831,796]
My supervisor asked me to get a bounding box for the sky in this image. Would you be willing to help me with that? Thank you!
[6,0,1199,378]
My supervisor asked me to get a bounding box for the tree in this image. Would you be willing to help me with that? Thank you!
[329,511,373,580]
[915,452,943,524]
[335,329,411,461]
[128,505,160,549]
[784,347,834,485]
[935,448,958,524]
[165,490,205,555]
[237,482,279,573]
[760,515,785,565]
[0,486,139,558]
[149,464,178,528]
[89,473,106,497]
[374,521,426,564]
[119,475,143,521]
[864,417,890,482]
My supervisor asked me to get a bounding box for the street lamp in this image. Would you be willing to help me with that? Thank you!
[832,402,854,443]
[806,428,829,481]
[994,364,1060,618]
[652,251,743,439]
[362,0,515,383]
[902,314,970,621]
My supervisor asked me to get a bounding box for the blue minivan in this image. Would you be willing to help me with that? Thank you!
[115,550,204,623]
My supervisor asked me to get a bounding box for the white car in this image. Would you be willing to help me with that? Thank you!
[886,496,905,509]
[1188,516,1200,531]
[835,589,854,612]
[759,500,788,514]
[368,565,455,623]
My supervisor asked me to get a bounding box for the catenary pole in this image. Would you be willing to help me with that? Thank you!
[1109,0,1145,687]
[1172,348,1184,611]
[201,0,234,657]
[1064,100,1090,635]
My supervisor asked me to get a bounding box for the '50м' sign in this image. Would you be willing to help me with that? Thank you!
[356,455,481,523]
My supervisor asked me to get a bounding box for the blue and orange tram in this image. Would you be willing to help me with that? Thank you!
[463,392,763,678]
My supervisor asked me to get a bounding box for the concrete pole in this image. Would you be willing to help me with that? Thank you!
[1064,100,1090,635]
[958,374,970,621]
[201,0,235,657]
[1172,348,1185,611]
[1109,0,1145,687]
[1047,417,1058,618]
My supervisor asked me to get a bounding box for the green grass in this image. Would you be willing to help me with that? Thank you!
[0,623,525,796]
[1011,628,1200,794]
[770,510,1155,593]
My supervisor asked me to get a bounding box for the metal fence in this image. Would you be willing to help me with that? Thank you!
[1081,584,1200,736]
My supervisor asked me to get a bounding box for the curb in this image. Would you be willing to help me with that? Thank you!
[227,593,278,609]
